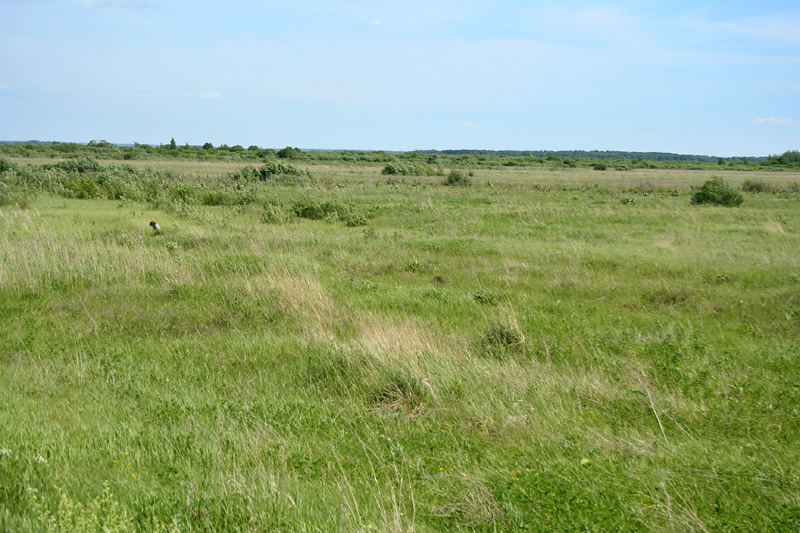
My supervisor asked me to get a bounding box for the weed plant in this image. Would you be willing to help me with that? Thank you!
[1,161,799,531]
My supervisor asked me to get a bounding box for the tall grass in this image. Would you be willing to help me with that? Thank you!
[1,162,799,531]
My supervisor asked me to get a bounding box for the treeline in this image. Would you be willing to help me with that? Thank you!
[1,140,798,171]
[428,149,766,162]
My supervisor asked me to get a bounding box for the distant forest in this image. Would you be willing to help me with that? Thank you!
[1,140,798,171]
[424,149,766,162]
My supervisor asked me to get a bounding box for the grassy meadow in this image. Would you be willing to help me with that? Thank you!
[1,157,799,531]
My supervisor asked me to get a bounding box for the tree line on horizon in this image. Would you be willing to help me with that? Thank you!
[1,140,798,170]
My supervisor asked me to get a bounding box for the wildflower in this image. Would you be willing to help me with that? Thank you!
[35,454,47,463]
[0,449,10,456]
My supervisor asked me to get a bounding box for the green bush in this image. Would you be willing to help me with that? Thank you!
[63,176,100,199]
[55,156,101,174]
[200,190,230,206]
[742,180,772,193]
[381,161,440,177]
[0,157,16,173]
[691,176,744,207]
[229,162,311,183]
[443,170,471,186]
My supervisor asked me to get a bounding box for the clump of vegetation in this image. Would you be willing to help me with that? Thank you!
[691,176,744,207]
[371,370,430,415]
[290,196,366,226]
[0,157,16,173]
[381,161,442,177]
[474,291,498,305]
[742,179,772,193]
[53,156,102,174]
[30,483,135,533]
[443,170,471,186]
[482,323,525,358]
[230,161,312,183]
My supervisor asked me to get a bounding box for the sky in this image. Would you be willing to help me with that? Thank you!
[1,0,798,156]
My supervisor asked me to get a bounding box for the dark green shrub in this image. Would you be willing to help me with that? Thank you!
[691,176,744,207]
[444,169,470,186]
[200,190,230,206]
[230,161,311,183]
[56,156,101,174]
[592,162,607,171]
[277,146,302,159]
[381,163,404,175]
[0,157,16,173]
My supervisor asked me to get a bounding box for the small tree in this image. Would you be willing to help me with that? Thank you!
[691,176,744,207]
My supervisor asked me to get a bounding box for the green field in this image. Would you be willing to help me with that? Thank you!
[1,157,799,531]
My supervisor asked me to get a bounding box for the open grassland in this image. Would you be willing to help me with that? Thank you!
[1,160,799,531]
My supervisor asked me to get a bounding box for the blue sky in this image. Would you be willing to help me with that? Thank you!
[1,0,798,156]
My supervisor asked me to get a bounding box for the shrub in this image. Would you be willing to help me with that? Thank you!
[277,146,303,159]
[592,162,607,171]
[291,197,346,220]
[691,176,744,207]
[63,176,100,199]
[261,198,288,224]
[343,212,367,227]
[381,161,440,177]
[742,180,772,193]
[444,170,471,186]
[0,182,34,208]
[56,156,101,174]
[0,157,16,173]
[200,190,230,206]
[229,162,311,183]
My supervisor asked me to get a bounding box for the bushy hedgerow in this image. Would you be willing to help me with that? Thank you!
[691,177,744,207]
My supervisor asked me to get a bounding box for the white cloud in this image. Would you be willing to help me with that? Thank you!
[0,82,8,90]
[367,19,383,27]
[457,121,481,129]
[750,116,793,124]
